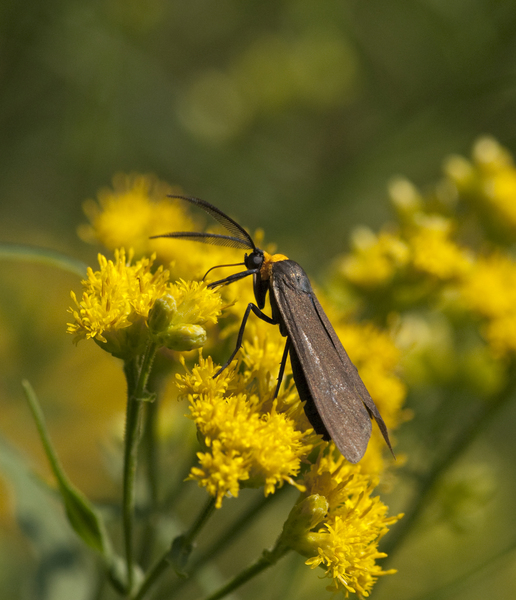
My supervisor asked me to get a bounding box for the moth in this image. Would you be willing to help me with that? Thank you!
[152,196,392,463]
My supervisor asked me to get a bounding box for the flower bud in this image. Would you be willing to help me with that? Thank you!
[149,296,208,351]
[279,494,329,556]
[148,295,177,335]
[159,324,207,351]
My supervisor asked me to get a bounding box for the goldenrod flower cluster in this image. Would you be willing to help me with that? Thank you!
[78,173,188,257]
[285,447,402,596]
[341,187,473,291]
[446,136,516,235]
[67,248,222,358]
[78,172,246,281]
[338,137,516,363]
[74,173,406,595]
[177,353,311,508]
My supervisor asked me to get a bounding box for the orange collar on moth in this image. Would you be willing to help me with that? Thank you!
[260,251,289,279]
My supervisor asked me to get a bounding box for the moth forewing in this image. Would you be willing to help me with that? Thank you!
[269,259,380,463]
[310,294,393,455]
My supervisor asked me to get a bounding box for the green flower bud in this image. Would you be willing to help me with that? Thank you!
[279,494,329,555]
[159,324,207,351]
[148,295,178,335]
[149,294,209,351]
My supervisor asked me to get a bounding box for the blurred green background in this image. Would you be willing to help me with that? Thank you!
[4,0,516,269]
[2,1,516,599]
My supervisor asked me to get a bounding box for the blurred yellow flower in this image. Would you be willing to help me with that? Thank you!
[460,253,516,355]
[445,137,516,236]
[79,173,186,255]
[408,215,472,280]
[340,228,409,288]
[79,173,251,282]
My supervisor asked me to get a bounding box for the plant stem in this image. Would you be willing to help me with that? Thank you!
[382,371,516,562]
[184,495,218,546]
[137,397,160,569]
[168,488,288,597]
[122,343,158,593]
[131,496,217,600]
[201,545,291,600]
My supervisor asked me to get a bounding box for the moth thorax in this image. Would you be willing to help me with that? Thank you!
[261,251,289,280]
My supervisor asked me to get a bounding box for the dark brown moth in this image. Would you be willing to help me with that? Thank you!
[152,196,393,463]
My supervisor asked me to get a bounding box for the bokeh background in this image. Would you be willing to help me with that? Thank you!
[2,1,516,599]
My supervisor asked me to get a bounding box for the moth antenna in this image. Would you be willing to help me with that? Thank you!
[168,195,256,250]
[150,232,252,250]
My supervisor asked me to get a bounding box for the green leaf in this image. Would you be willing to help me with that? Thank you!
[0,243,87,277]
[169,534,193,577]
[22,380,113,558]
[0,434,97,600]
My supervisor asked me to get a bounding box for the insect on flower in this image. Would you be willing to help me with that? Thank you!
[152,196,393,463]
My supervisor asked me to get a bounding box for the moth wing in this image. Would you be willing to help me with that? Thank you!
[311,294,393,455]
[271,262,373,462]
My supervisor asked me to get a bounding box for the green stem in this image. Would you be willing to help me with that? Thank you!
[122,343,158,593]
[382,372,516,562]
[143,398,159,509]
[131,546,172,600]
[168,488,288,597]
[184,495,218,546]
[137,397,160,569]
[131,496,217,600]
[23,380,71,491]
[201,545,291,600]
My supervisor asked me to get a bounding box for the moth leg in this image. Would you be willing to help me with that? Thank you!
[207,267,258,288]
[214,303,277,377]
[273,338,290,399]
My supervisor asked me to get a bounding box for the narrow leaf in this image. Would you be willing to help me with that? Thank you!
[22,380,113,557]
[0,243,87,277]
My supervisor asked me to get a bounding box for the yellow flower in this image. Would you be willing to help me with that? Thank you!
[190,441,249,506]
[148,281,222,351]
[472,136,513,174]
[445,137,516,235]
[340,227,409,288]
[176,353,242,399]
[239,315,290,399]
[79,173,188,255]
[460,253,516,355]
[67,249,221,357]
[408,215,472,280]
[79,173,250,281]
[305,513,397,597]
[283,447,401,596]
[460,253,516,319]
[178,355,312,508]
[67,249,168,356]
[488,167,516,226]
